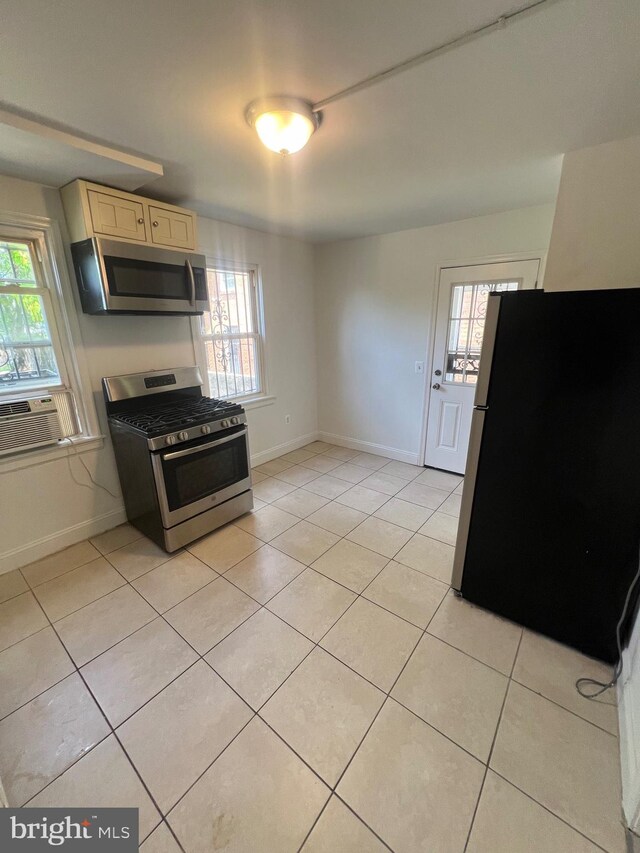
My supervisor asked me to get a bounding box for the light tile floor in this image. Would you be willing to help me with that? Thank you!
[0,442,624,852]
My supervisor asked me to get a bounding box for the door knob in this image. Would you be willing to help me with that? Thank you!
[434,369,442,376]
[432,383,441,390]
[137,217,144,224]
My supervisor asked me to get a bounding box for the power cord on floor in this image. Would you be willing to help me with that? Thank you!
[575,546,640,699]
[64,436,120,500]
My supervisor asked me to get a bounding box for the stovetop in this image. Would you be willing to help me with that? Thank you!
[110,396,243,437]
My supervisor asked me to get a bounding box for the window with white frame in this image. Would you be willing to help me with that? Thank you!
[199,264,265,400]
[0,227,83,438]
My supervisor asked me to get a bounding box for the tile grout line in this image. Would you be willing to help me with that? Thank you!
[420,626,518,680]
[10,467,448,664]
[246,475,455,596]
[2,460,456,724]
[487,767,612,853]
[23,567,267,852]
[9,467,414,672]
[6,563,614,745]
[4,450,458,850]
[155,586,360,824]
[165,512,604,853]
[9,497,395,728]
[332,582,453,786]
[20,522,340,845]
[0,522,420,662]
[291,576,457,851]
[294,797,334,853]
[510,677,619,739]
[0,624,75,722]
[247,561,406,851]
[17,532,145,590]
[18,590,179,849]
[300,793,395,853]
[462,630,615,853]
[30,576,131,627]
[149,481,422,845]
[14,536,274,838]
[462,629,524,852]
[234,475,439,715]
[8,451,617,851]
[13,543,610,853]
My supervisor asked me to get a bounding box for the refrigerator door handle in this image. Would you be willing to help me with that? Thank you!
[474,294,501,408]
[451,408,486,591]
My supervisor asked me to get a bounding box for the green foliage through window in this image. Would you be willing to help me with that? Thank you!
[0,240,61,390]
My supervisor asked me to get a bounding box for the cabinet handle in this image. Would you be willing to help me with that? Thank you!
[137,218,144,224]
[152,221,159,227]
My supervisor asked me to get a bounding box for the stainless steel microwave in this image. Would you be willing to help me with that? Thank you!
[70,237,209,315]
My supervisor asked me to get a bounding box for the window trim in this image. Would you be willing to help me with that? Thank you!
[192,257,268,403]
[0,209,102,454]
[0,233,69,393]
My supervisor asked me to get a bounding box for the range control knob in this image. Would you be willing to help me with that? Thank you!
[201,424,211,435]
[230,416,239,425]
[177,431,189,441]
[221,419,229,428]
[165,434,178,446]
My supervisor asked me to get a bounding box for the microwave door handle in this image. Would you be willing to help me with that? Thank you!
[186,259,196,307]
[162,427,247,461]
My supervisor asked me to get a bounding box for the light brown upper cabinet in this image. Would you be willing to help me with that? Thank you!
[87,190,148,242]
[148,205,195,249]
[61,180,197,251]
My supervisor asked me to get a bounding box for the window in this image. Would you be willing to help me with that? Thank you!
[0,225,83,440]
[0,239,62,391]
[445,280,520,384]
[199,265,264,400]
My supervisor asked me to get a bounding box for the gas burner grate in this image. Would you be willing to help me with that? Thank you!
[111,397,242,435]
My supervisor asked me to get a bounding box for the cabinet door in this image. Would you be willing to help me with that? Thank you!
[148,206,195,249]
[87,191,147,241]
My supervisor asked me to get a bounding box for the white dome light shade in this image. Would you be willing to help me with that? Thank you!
[245,97,319,155]
[255,110,314,154]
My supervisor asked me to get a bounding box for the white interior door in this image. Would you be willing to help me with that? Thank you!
[424,260,540,474]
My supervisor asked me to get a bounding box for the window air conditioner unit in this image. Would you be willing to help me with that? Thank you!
[0,396,62,456]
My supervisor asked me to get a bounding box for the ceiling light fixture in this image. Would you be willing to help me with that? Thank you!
[245,97,320,156]
[245,0,553,155]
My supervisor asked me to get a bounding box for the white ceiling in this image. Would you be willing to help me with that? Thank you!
[0,108,163,191]
[1,0,639,241]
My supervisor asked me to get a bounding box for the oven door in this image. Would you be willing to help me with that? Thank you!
[151,426,251,527]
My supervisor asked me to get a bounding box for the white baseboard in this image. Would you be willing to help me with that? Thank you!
[317,431,420,465]
[250,431,319,467]
[0,430,320,576]
[0,506,127,576]
[1,430,414,576]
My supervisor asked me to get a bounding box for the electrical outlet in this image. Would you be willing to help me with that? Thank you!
[285,414,291,425]
[415,361,424,374]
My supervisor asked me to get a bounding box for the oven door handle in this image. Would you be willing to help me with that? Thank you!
[162,427,247,461]
[186,259,196,307]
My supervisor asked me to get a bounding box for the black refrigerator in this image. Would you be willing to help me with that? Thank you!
[452,287,640,663]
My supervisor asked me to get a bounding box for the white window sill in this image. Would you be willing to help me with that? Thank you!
[0,435,105,474]
[238,395,276,411]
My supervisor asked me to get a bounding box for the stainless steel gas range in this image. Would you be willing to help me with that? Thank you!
[103,366,253,552]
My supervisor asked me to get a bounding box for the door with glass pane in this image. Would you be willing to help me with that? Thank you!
[424,260,539,474]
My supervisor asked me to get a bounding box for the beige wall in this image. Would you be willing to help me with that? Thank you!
[314,204,555,461]
[544,135,640,292]
[0,175,317,573]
